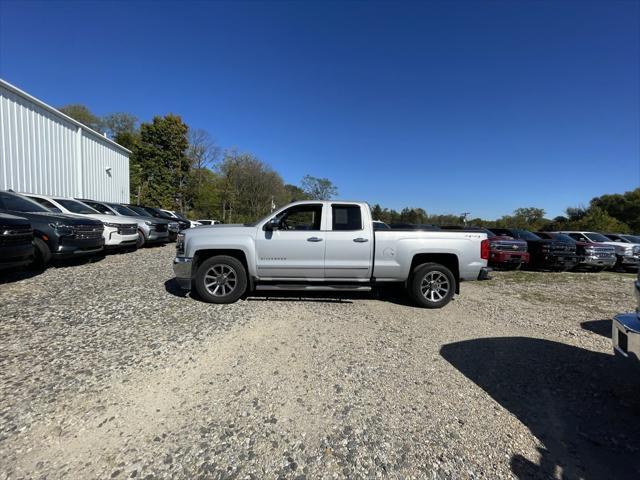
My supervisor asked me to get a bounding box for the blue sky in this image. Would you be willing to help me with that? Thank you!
[1,0,638,219]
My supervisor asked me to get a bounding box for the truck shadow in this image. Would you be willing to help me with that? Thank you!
[581,319,612,339]
[440,337,640,480]
[162,279,421,307]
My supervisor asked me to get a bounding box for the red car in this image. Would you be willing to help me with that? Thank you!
[440,226,529,270]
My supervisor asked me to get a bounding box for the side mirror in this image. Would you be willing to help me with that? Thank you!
[264,218,279,231]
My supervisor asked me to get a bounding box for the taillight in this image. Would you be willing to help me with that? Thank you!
[481,239,490,260]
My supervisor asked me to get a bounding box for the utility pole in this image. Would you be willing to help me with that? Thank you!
[461,212,470,225]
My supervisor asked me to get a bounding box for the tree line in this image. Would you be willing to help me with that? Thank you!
[59,105,338,223]
[371,188,639,233]
[60,104,638,232]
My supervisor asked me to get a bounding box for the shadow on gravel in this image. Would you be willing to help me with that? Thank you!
[244,286,421,306]
[0,267,42,284]
[0,254,107,284]
[581,319,612,339]
[164,278,190,298]
[441,337,640,480]
[162,279,424,307]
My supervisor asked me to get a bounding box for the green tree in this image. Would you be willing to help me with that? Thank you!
[131,114,190,209]
[218,150,286,223]
[590,188,640,232]
[187,168,222,219]
[58,104,102,131]
[371,204,384,221]
[300,175,338,200]
[399,207,428,224]
[185,129,220,213]
[283,184,309,203]
[103,113,138,139]
[575,207,630,233]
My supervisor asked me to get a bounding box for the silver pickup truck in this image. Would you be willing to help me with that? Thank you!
[173,201,490,308]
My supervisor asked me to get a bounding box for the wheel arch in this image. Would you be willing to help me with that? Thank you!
[193,249,252,289]
[409,253,460,293]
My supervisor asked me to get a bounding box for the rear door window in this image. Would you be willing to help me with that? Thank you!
[332,205,362,231]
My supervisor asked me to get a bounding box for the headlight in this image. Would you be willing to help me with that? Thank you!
[49,222,75,235]
[144,221,153,226]
[176,233,185,254]
[103,222,120,228]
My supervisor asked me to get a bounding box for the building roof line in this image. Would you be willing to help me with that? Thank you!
[0,77,132,155]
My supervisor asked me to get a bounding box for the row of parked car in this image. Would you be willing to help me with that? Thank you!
[0,190,199,271]
[373,221,640,272]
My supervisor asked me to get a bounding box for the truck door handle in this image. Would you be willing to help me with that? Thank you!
[353,238,369,243]
[307,237,323,242]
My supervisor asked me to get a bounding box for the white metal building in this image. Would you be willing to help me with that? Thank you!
[0,78,130,202]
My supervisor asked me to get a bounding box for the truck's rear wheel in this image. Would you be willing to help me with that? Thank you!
[195,255,247,304]
[409,263,455,308]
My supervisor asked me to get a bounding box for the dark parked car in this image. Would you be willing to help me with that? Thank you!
[123,204,180,242]
[489,228,580,271]
[535,232,616,271]
[441,226,529,270]
[129,205,190,231]
[0,191,104,266]
[0,212,34,270]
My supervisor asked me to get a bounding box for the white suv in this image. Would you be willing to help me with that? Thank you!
[25,194,138,249]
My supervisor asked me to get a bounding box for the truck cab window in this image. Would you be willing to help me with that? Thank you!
[332,205,362,231]
[276,205,322,231]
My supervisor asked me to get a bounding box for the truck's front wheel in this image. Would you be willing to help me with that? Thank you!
[195,255,247,304]
[409,263,456,308]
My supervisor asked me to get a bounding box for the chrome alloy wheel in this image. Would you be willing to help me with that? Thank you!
[204,264,238,297]
[420,271,450,302]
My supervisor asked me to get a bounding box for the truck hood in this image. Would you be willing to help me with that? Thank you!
[187,224,256,238]
[115,214,168,227]
[0,210,103,226]
[0,212,31,226]
[57,212,138,226]
[597,241,640,253]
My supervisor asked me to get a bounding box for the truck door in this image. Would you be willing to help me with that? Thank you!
[255,203,326,279]
[324,204,372,280]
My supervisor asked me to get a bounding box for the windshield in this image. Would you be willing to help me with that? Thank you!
[514,229,541,241]
[622,235,640,243]
[0,192,50,213]
[534,232,552,239]
[55,198,98,214]
[554,233,576,243]
[126,205,152,217]
[584,232,611,242]
[110,204,139,216]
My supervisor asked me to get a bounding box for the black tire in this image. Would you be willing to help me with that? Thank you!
[32,237,51,268]
[136,230,146,248]
[195,255,247,304]
[409,262,456,309]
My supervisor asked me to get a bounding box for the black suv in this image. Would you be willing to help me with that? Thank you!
[0,191,104,266]
[0,212,34,270]
[123,204,181,242]
[489,228,580,271]
[137,206,190,231]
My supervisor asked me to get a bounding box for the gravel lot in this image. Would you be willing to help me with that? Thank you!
[1,245,639,479]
